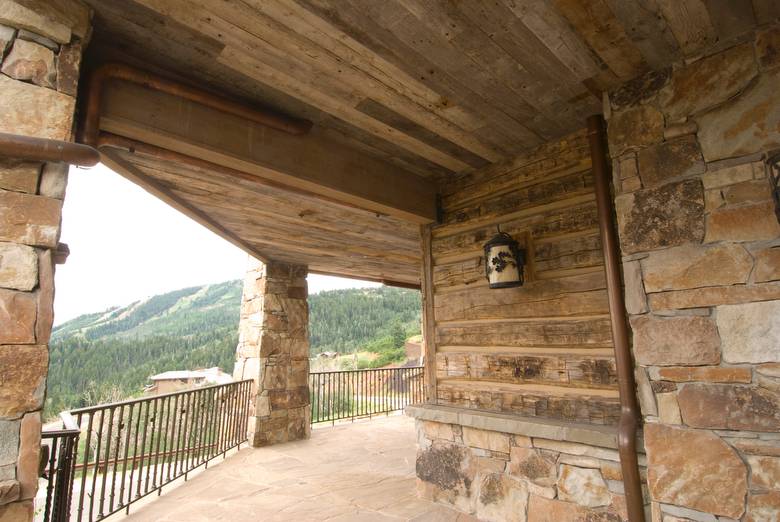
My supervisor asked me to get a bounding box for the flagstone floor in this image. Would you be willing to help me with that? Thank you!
[121,415,475,521]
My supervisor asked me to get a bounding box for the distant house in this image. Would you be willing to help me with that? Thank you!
[145,367,233,395]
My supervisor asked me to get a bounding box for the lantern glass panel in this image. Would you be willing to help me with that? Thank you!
[486,244,521,287]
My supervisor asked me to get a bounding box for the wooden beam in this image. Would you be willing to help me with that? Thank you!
[420,224,438,404]
[99,147,271,263]
[98,81,438,224]
[655,0,717,56]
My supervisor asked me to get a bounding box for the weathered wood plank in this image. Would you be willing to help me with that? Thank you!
[100,148,271,263]
[134,159,421,251]
[355,99,489,169]
[604,0,681,69]
[450,0,600,115]
[297,0,542,154]
[436,318,614,348]
[100,81,438,224]
[534,232,604,273]
[403,0,593,135]
[432,199,599,261]
[437,381,621,425]
[436,352,618,389]
[257,0,505,162]
[433,253,606,293]
[498,0,602,82]
[437,345,616,357]
[552,0,647,80]
[703,0,756,43]
[421,224,438,404]
[136,0,471,172]
[434,289,609,322]
[441,129,590,206]
[655,0,718,56]
[434,270,607,313]
[433,256,485,292]
[441,169,594,226]
[328,0,545,145]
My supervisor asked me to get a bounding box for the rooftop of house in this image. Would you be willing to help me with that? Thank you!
[149,367,233,385]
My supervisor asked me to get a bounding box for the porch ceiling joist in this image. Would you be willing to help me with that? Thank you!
[96,80,439,225]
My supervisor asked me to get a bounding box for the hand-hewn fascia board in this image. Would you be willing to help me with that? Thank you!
[99,81,438,224]
[99,148,272,264]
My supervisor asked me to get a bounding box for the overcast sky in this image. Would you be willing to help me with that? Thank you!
[54,163,380,324]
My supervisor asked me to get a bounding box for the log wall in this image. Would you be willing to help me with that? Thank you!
[426,130,620,425]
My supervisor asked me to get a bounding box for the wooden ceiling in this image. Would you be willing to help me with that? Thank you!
[81,0,773,282]
[100,145,423,284]
[84,0,774,182]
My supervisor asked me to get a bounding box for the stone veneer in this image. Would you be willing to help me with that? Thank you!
[606,23,780,521]
[0,1,90,520]
[233,259,311,447]
[411,406,644,522]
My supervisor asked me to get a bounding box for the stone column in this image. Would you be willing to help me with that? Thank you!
[233,258,311,447]
[605,26,780,521]
[0,2,90,520]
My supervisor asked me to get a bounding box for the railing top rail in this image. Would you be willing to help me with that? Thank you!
[69,378,253,414]
[42,411,81,437]
[310,366,423,376]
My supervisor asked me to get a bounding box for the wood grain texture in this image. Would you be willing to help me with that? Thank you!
[425,130,620,424]
[101,141,424,285]
[655,0,718,56]
[437,380,621,425]
[421,224,438,403]
[100,81,438,224]
[81,0,758,183]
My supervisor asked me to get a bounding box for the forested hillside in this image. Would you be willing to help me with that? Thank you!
[47,282,421,417]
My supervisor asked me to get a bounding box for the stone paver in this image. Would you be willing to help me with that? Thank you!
[121,415,471,521]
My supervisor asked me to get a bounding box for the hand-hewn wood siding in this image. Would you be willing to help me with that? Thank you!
[426,129,620,425]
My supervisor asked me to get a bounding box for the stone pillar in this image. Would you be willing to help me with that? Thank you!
[233,258,311,447]
[605,25,780,521]
[0,2,90,519]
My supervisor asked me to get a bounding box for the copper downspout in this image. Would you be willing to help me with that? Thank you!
[0,132,100,166]
[587,115,645,522]
[79,63,312,146]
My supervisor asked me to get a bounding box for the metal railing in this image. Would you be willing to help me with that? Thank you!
[309,366,424,424]
[40,413,81,522]
[40,379,252,522]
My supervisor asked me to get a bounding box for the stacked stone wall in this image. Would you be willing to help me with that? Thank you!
[233,259,311,447]
[606,23,780,522]
[416,419,643,522]
[0,1,90,520]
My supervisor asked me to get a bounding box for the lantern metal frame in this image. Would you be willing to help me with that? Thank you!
[483,229,525,288]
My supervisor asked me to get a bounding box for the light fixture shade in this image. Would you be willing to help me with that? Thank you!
[484,231,525,289]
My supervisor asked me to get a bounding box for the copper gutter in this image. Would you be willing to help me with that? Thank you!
[586,115,645,522]
[0,132,99,166]
[79,63,312,146]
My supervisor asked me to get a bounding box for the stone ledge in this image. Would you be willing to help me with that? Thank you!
[406,404,643,451]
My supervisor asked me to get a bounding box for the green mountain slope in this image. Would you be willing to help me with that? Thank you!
[47,282,421,416]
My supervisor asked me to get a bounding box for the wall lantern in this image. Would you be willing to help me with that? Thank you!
[483,227,525,289]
